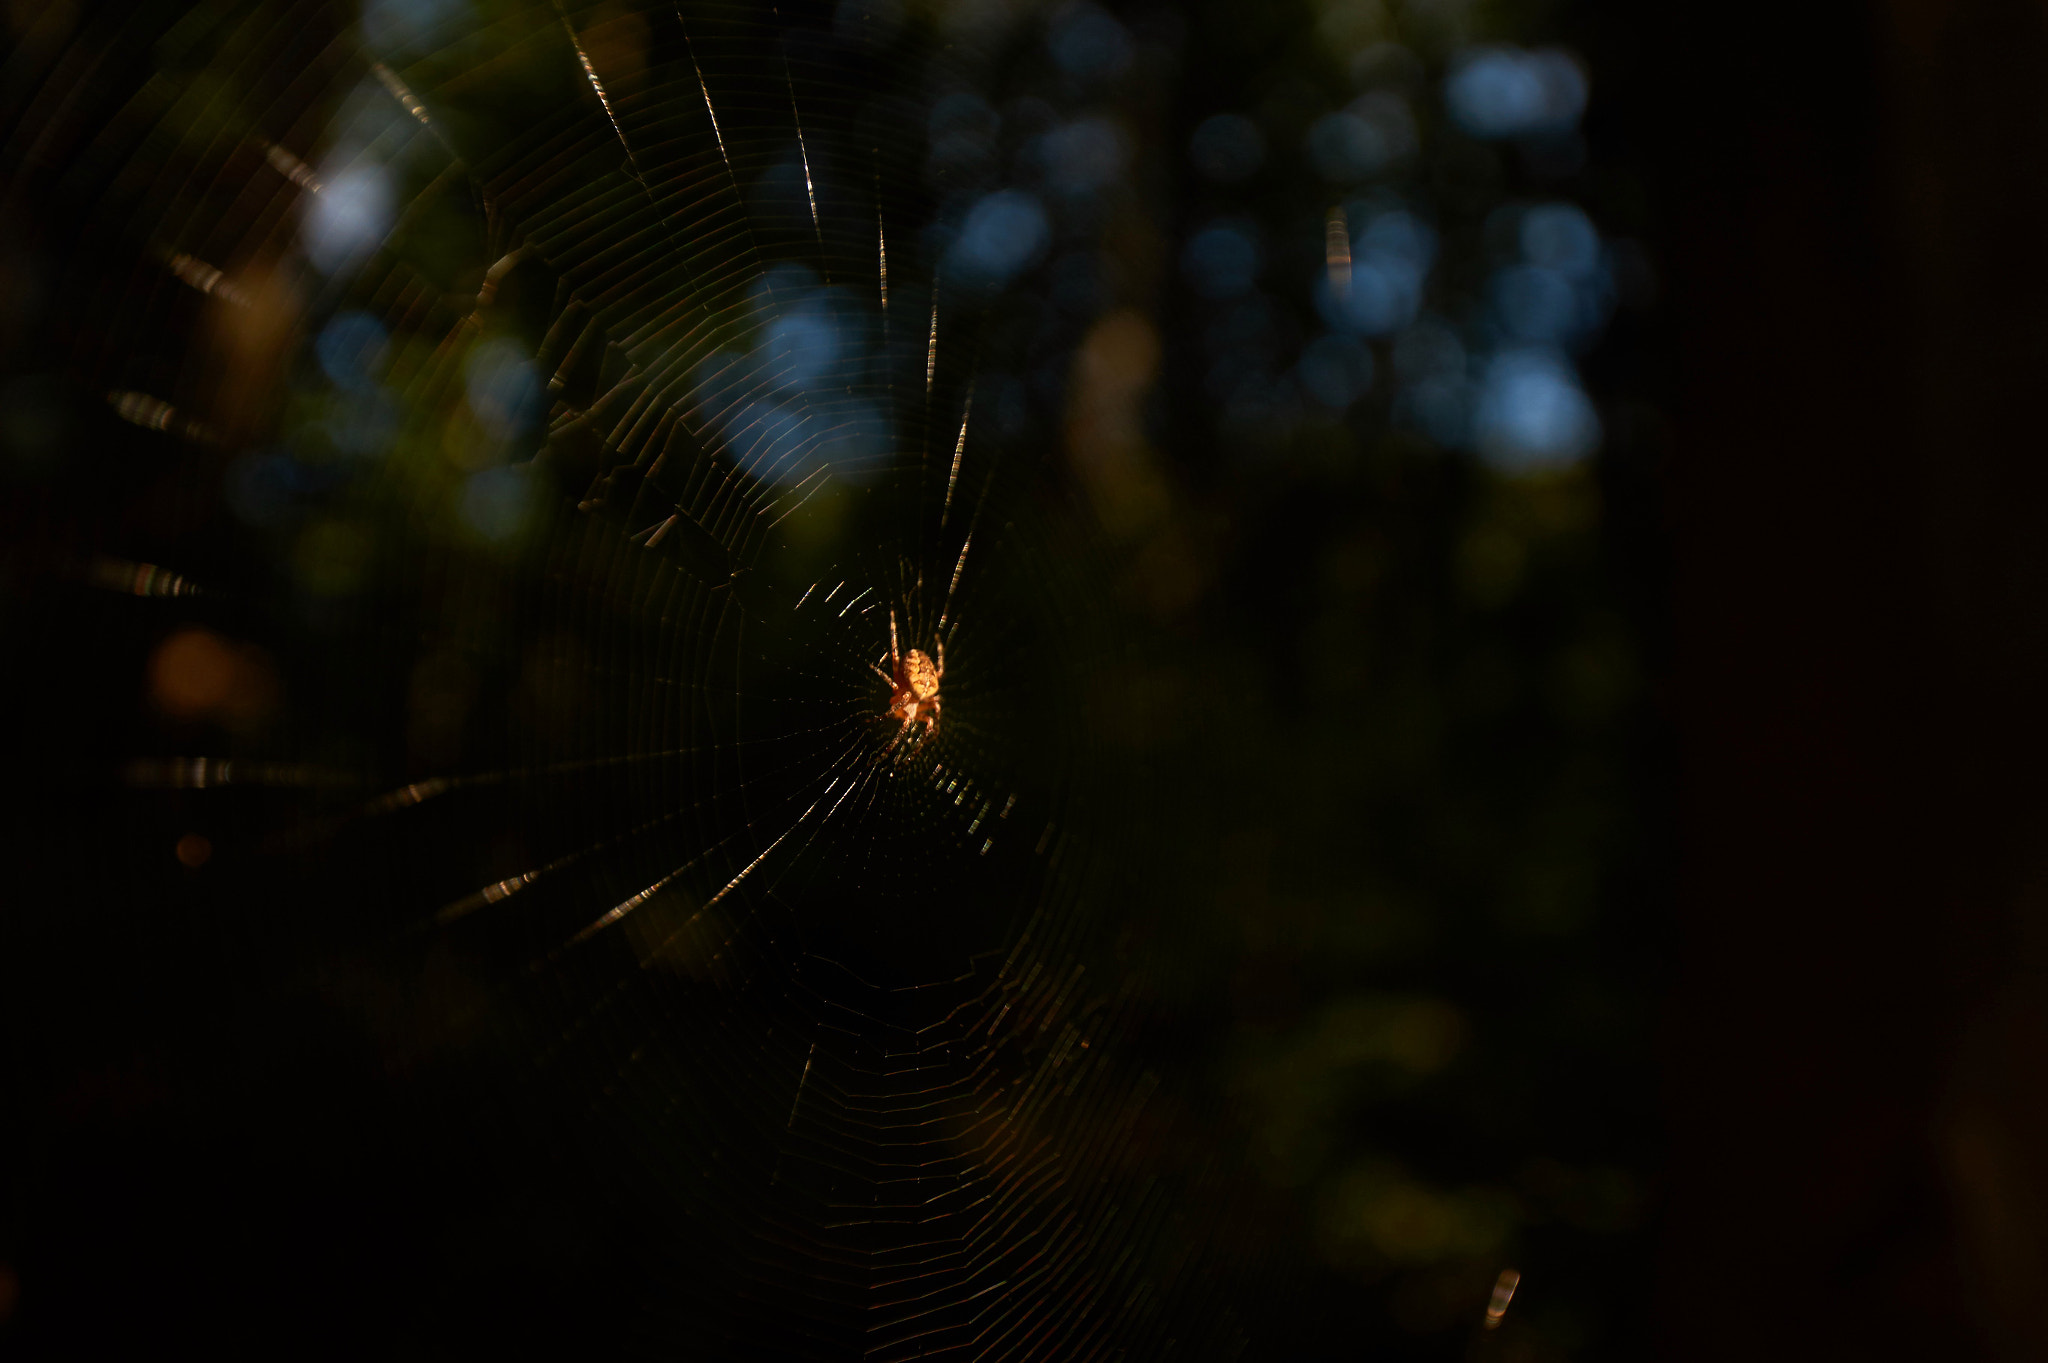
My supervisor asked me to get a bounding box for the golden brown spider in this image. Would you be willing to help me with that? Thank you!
[872,608,943,740]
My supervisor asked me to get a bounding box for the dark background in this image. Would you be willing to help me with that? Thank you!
[4,0,2048,1357]
[1644,0,2048,1355]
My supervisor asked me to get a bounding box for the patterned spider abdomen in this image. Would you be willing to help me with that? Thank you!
[905,649,940,700]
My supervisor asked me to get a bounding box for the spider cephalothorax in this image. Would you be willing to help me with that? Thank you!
[874,609,943,740]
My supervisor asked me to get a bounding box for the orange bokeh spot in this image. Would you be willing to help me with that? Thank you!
[148,628,278,727]
[150,628,236,717]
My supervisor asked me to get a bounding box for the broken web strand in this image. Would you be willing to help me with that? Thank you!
[772,5,827,251]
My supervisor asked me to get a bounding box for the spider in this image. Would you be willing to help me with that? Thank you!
[872,608,943,741]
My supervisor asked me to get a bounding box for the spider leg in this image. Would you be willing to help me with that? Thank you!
[884,709,916,758]
[935,634,944,680]
[869,662,894,686]
[889,608,900,673]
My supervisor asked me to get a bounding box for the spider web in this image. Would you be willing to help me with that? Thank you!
[1,0,1265,1356]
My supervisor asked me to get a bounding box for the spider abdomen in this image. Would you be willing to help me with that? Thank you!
[905,649,940,700]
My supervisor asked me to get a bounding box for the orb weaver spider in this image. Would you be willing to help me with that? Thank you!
[872,609,943,741]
